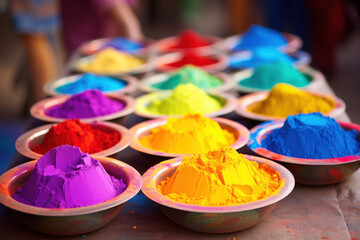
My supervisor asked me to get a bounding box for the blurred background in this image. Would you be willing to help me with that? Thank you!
[0,0,359,172]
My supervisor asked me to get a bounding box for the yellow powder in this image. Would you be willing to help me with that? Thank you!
[158,147,283,206]
[78,48,145,74]
[248,83,336,118]
[139,114,236,154]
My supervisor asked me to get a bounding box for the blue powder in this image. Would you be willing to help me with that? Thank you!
[232,25,287,51]
[56,74,126,94]
[262,113,360,159]
[102,37,144,52]
[228,47,295,69]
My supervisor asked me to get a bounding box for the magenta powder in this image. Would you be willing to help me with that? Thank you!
[13,145,127,208]
[46,89,125,118]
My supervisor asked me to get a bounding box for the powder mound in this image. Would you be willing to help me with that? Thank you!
[164,52,217,68]
[13,145,127,208]
[56,74,126,94]
[232,25,287,51]
[158,147,283,206]
[262,113,360,159]
[248,83,336,118]
[33,119,121,154]
[152,65,223,90]
[140,114,236,154]
[78,48,144,74]
[146,83,223,115]
[167,30,211,49]
[240,61,309,90]
[102,37,144,52]
[46,89,125,119]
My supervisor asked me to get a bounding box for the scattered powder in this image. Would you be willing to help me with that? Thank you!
[163,52,217,68]
[152,65,223,90]
[56,74,126,94]
[33,119,120,154]
[158,147,283,206]
[262,113,360,159]
[78,48,144,74]
[46,90,125,119]
[166,29,211,50]
[232,25,287,51]
[13,145,127,208]
[139,114,236,154]
[102,37,144,52]
[248,83,336,118]
[239,61,309,90]
[146,84,223,115]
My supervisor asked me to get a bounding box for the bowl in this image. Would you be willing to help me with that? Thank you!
[139,72,234,93]
[0,156,142,235]
[15,121,132,160]
[236,90,346,122]
[43,74,138,96]
[128,117,250,158]
[141,154,295,233]
[154,52,227,73]
[134,91,237,119]
[233,66,326,93]
[30,94,135,123]
[248,120,360,185]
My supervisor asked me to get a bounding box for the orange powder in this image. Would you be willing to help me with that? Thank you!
[158,147,283,206]
[139,114,236,154]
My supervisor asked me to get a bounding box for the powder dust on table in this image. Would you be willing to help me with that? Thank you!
[152,65,223,90]
[158,147,283,206]
[145,83,223,115]
[166,29,211,50]
[55,73,126,94]
[248,83,336,118]
[262,113,360,159]
[46,89,125,119]
[33,119,120,154]
[13,145,127,208]
[139,114,236,154]
[239,61,310,90]
[78,48,145,74]
[163,52,217,69]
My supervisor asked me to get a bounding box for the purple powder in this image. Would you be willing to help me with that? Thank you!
[46,90,125,118]
[13,145,127,208]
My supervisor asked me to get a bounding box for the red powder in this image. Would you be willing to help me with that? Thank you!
[165,52,217,68]
[168,30,211,49]
[33,119,120,154]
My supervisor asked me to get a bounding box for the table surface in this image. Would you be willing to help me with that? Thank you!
[0,60,359,240]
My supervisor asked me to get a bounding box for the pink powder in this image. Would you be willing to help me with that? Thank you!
[13,145,127,208]
[46,90,125,119]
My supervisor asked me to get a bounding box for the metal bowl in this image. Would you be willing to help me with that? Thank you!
[134,91,237,119]
[141,155,295,233]
[128,117,250,158]
[233,66,326,93]
[248,121,360,185]
[139,71,234,93]
[154,52,227,73]
[43,74,138,96]
[236,90,346,122]
[15,121,132,160]
[0,156,142,236]
[30,94,135,123]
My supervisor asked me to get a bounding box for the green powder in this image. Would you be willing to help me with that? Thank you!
[239,61,310,90]
[152,65,223,90]
[147,83,223,115]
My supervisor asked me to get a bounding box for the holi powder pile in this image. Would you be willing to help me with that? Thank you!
[46,90,125,119]
[101,37,144,52]
[140,114,236,154]
[158,147,283,206]
[166,30,211,50]
[248,83,336,118]
[163,52,218,68]
[56,74,126,94]
[145,84,223,115]
[152,65,223,90]
[239,61,310,90]
[262,113,360,159]
[78,48,145,74]
[13,145,127,208]
[33,119,120,154]
[232,25,287,51]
